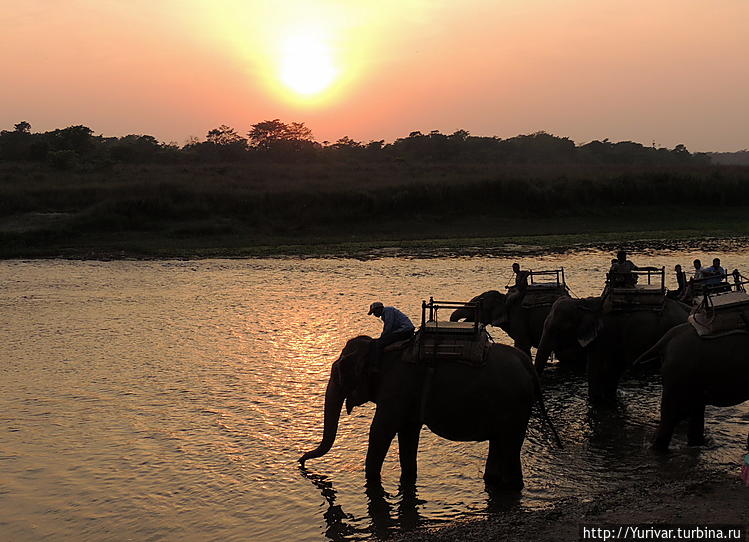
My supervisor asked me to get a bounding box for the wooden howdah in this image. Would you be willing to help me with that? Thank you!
[603,268,666,312]
[416,298,490,365]
[689,289,749,337]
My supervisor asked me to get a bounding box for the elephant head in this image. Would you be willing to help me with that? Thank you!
[299,336,374,466]
[449,290,506,326]
[535,297,602,373]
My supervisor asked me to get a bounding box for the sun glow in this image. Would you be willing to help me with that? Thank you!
[279,32,339,97]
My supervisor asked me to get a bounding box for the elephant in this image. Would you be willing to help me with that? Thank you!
[449,290,580,363]
[535,296,690,405]
[299,335,558,491]
[637,323,749,450]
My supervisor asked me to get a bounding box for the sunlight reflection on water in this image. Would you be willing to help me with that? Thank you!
[1,247,748,541]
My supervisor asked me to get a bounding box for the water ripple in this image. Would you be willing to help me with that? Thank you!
[1,248,748,541]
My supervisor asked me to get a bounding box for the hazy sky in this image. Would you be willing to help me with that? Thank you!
[2,0,747,151]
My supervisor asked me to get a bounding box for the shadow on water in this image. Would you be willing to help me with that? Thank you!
[298,466,360,541]
[299,465,431,541]
[300,462,529,541]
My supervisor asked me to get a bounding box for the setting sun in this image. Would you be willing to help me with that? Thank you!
[279,32,339,96]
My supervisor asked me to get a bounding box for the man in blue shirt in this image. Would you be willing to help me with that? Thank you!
[368,301,415,352]
[703,258,726,286]
[369,301,415,343]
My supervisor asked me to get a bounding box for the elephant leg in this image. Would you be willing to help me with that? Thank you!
[484,429,525,491]
[586,351,622,407]
[653,387,680,451]
[513,340,532,360]
[686,402,707,446]
[397,423,422,488]
[365,411,398,488]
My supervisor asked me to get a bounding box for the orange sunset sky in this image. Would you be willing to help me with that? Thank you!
[2,1,747,151]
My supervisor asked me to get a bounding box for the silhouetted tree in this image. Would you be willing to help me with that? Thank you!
[248,119,315,149]
[108,134,162,163]
[14,121,31,134]
[47,125,94,154]
[0,120,34,160]
[207,125,247,147]
[247,119,317,158]
[0,118,713,169]
[449,129,470,142]
[332,136,362,149]
[190,125,250,161]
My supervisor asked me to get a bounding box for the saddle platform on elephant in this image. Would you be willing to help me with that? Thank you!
[689,290,749,337]
[414,327,491,366]
[513,269,569,308]
[603,268,666,312]
[414,298,491,365]
[520,284,570,308]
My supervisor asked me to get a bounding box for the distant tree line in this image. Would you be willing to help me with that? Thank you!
[0,119,710,169]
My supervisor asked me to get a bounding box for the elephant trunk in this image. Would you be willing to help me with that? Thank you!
[450,308,472,322]
[299,377,345,466]
[535,333,554,374]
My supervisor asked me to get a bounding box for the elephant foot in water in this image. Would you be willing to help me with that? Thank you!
[483,474,524,492]
[686,405,707,446]
[483,438,524,491]
[687,436,709,447]
[588,393,620,410]
[652,422,709,451]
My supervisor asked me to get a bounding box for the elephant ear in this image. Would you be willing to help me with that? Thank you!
[476,290,503,325]
[577,312,602,347]
[334,338,373,414]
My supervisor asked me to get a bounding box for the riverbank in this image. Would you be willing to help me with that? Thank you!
[2,160,749,259]
[397,467,749,541]
[3,208,749,259]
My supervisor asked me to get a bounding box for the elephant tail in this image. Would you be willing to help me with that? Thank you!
[535,391,563,449]
[529,367,563,448]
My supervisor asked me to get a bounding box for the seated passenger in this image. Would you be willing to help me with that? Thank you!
[703,258,726,286]
[681,259,705,301]
[674,264,686,298]
[502,263,531,323]
[704,258,726,286]
[511,262,530,291]
[609,250,658,288]
[609,250,637,287]
[692,259,704,280]
[368,302,415,364]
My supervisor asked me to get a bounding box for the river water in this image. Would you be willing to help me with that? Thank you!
[2,246,748,541]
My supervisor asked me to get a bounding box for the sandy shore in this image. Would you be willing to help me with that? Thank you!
[397,467,748,541]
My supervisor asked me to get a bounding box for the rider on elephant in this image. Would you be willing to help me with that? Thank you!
[679,259,705,302]
[368,302,415,364]
[609,250,658,287]
[673,264,687,298]
[500,263,530,324]
[703,257,727,285]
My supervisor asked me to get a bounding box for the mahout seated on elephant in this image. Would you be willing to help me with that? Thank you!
[535,295,689,405]
[449,287,580,364]
[299,334,559,491]
[367,301,415,364]
[666,264,688,301]
[608,250,660,288]
[637,323,749,450]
